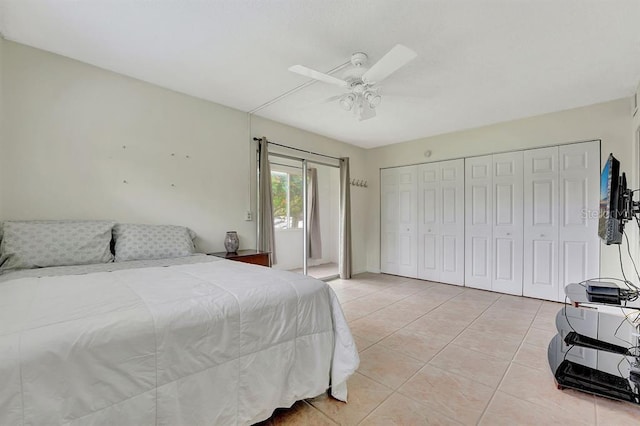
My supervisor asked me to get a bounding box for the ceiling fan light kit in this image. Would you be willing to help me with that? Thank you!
[339,93,356,111]
[364,90,381,107]
[288,44,417,121]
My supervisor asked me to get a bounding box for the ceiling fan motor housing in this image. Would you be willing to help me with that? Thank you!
[342,67,368,85]
[350,52,368,67]
[342,52,370,84]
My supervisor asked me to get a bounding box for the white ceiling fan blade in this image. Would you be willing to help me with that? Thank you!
[362,44,417,85]
[288,65,349,88]
[319,94,343,104]
[301,94,343,109]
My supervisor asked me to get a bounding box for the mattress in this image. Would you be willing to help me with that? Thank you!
[0,255,359,425]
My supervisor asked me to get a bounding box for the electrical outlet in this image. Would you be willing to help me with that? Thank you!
[245,211,252,221]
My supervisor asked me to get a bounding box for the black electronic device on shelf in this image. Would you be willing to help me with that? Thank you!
[553,359,638,403]
[586,281,622,304]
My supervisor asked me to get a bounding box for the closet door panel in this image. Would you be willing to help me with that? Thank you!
[558,141,600,301]
[418,163,440,281]
[439,159,465,285]
[397,166,418,278]
[442,235,458,274]
[470,236,490,283]
[465,156,493,290]
[380,168,399,274]
[532,240,555,286]
[523,147,559,300]
[492,151,524,295]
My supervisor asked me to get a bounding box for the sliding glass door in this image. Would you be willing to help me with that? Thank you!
[268,154,339,280]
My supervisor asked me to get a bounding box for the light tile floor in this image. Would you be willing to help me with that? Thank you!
[259,273,640,425]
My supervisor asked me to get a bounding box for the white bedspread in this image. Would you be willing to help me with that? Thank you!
[0,256,359,425]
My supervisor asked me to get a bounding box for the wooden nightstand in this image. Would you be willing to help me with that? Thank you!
[209,249,271,267]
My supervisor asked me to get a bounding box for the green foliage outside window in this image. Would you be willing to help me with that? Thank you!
[289,174,303,228]
[272,172,288,220]
[271,171,303,229]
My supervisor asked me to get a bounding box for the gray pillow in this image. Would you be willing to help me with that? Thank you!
[0,220,115,272]
[113,223,196,262]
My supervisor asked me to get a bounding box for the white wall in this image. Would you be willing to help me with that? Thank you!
[366,98,635,281]
[0,41,367,273]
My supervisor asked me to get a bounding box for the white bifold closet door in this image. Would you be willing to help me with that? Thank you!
[523,146,560,300]
[380,166,418,278]
[492,152,524,295]
[464,155,493,290]
[523,141,600,301]
[558,142,600,300]
[417,159,464,285]
[465,152,524,294]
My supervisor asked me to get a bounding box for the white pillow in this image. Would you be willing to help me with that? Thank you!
[113,223,196,262]
[0,220,115,272]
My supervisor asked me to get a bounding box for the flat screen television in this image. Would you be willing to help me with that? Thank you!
[598,153,623,245]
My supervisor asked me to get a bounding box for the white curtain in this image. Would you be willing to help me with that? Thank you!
[258,137,277,264]
[307,167,322,259]
[339,158,352,279]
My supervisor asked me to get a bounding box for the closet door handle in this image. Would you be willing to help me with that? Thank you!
[506,232,511,236]
[540,234,545,238]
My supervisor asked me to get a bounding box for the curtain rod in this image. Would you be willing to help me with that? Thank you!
[271,161,302,170]
[253,137,341,161]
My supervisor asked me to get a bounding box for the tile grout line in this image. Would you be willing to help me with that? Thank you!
[343,281,439,323]
[335,276,436,304]
[337,277,566,425]
[322,276,446,424]
[354,287,503,425]
[301,399,339,425]
[364,286,468,351]
[476,298,543,423]
[397,291,505,423]
[346,282,460,345]
[325,277,604,425]
[382,292,543,424]
[349,284,475,425]
[358,285,499,368]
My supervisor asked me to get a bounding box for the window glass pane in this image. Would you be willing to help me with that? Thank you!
[271,171,288,229]
[289,174,303,229]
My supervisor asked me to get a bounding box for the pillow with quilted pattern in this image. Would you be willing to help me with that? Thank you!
[113,223,196,262]
[0,220,115,272]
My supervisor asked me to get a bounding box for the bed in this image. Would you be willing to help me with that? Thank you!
[0,221,359,425]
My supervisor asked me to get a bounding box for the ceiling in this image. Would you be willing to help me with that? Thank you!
[1,1,639,149]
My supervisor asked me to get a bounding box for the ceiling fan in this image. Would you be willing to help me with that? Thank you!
[288,44,417,121]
